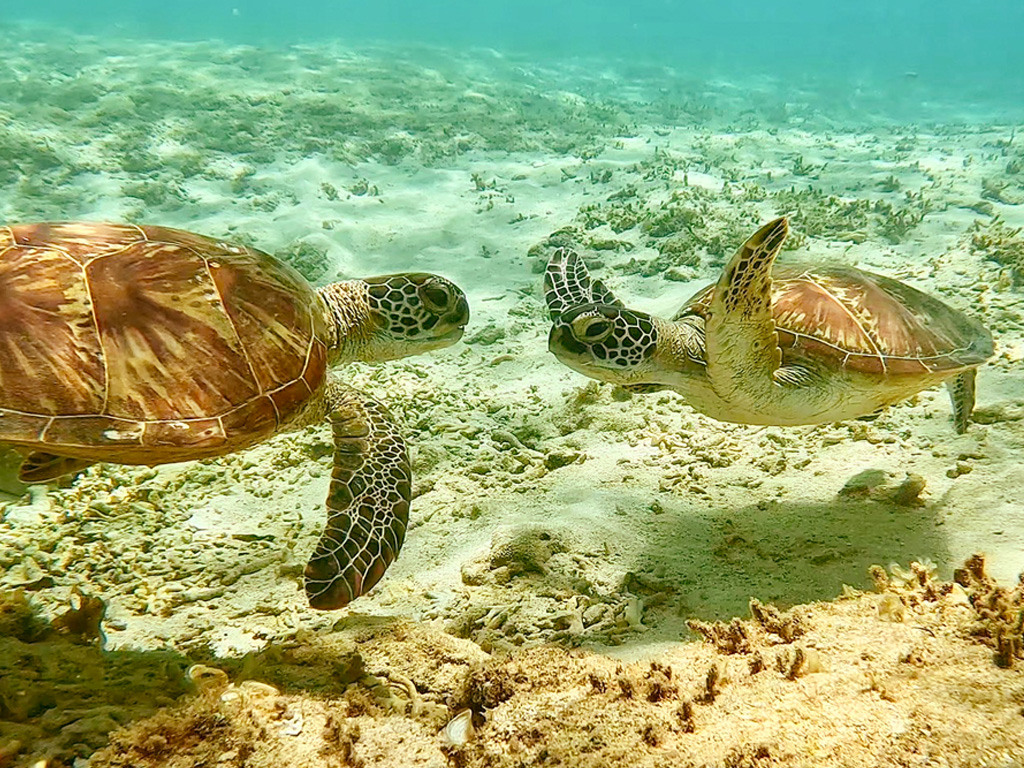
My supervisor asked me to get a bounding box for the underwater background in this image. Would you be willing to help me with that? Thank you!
[11,0,1024,116]
[2,1,1024,766]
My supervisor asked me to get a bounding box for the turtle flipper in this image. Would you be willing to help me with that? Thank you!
[705,218,791,409]
[946,370,977,434]
[18,453,94,484]
[544,248,624,320]
[304,380,410,610]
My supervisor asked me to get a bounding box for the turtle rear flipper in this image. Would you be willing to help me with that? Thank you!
[18,453,94,484]
[705,217,794,409]
[946,370,977,434]
[304,381,410,610]
[544,248,624,320]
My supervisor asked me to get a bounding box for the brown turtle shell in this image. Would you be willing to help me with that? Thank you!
[677,265,993,375]
[0,222,329,464]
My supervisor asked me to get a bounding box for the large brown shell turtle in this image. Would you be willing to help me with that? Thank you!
[0,222,469,609]
[545,217,993,431]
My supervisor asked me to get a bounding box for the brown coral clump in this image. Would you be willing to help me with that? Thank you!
[954,554,1024,668]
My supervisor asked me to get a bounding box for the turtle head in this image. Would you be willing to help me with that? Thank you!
[548,304,663,386]
[363,273,470,360]
[321,274,469,363]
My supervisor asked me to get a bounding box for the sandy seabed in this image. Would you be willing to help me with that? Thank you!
[1,24,1024,768]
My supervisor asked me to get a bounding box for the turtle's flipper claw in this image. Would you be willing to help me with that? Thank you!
[304,381,410,610]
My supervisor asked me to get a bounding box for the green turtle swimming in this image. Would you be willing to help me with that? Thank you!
[0,222,469,609]
[545,217,993,432]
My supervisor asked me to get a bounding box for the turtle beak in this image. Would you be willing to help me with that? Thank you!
[434,325,465,346]
[547,323,565,355]
[431,295,469,345]
[548,320,588,358]
[450,294,470,332]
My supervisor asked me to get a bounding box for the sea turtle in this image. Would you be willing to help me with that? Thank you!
[545,217,993,432]
[0,222,469,609]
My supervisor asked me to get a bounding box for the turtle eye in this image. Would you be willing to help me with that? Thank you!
[421,282,453,313]
[571,315,613,343]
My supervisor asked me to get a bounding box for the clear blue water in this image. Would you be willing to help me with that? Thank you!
[10,0,1024,98]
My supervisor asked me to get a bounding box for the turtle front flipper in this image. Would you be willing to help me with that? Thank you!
[946,370,977,434]
[18,453,94,484]
[705,218,794,412]
[544,248,624,320]
[304,380,410,610]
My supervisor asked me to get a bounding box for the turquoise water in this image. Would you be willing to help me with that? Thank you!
[3,1,1024,764]
[10,1,1024,118]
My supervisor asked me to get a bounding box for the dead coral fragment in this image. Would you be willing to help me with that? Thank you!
[677,698,696,733]
[52,587,106,643]
[890,474,927,507]
[869,564,890,592]
[689,602,804,655]
[838,469,927,506]
[873,559,948,606]
[873,555,1023,669]
[838,468,889,499]
[92,698,237,765]
[688,617,751,654]
[487,524,569,577]
[644,662,677,703]
[969,216,1024,284]
[749,599,806,642]
[954,554,1024,668]
[877,593,906,623]
[724,744,774,767]
[776,646,824,679]
[613,661,679,704]
[697,664,720,704]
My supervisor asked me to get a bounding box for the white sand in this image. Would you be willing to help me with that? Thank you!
[5,123,1023,655]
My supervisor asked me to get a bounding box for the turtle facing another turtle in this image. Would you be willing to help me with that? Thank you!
[546,217,993,432]
[0,222,469,610]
